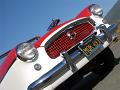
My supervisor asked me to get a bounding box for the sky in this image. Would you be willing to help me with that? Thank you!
[0,0,117,54]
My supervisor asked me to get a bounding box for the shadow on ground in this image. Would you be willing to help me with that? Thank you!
[55,57,120,90]
[114,57,120,65]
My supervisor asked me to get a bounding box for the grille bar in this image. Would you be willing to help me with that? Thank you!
[46,22,94,59]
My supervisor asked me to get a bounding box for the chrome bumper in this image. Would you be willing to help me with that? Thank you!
[107,24,118,41]
[98,24,117,43]
[28,24,117,90]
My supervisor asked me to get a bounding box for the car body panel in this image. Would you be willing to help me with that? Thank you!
[0,4,117,90]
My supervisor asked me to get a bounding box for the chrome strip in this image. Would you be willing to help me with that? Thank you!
[27,44,105,90]
[45,17,95,48]
[107,24,117,40]
[27,51,85,90]
[61,52,78,73]
[28,24,117,90]
[27,60,67,90]
[99,24,112,42]
[78,35,104,60]
[98,24,117,42]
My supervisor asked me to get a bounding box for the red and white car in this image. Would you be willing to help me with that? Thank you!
[0,4,117,90]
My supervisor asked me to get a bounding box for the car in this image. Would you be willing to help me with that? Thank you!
[0,4,117,90]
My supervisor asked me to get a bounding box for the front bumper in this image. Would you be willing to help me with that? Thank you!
[28,24,117,90]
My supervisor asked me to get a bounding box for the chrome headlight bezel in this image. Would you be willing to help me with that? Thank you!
[16,42,38,62]
[89,4,103,17]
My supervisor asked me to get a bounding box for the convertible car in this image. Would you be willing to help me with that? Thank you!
[0,4,117,90]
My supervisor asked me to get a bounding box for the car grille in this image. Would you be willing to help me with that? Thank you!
[46,22,94,59]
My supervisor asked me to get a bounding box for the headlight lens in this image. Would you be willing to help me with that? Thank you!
[90,4,103,17]
[16,42,38,62]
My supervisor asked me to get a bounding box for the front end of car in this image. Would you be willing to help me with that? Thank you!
[0,4,117,90]
[27,4,117,90]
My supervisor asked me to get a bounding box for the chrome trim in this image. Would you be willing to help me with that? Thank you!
[28,40,105,90]
[78,35,104,60]
[97,24,117,42]
[27,60,68,90]
[61,52,78,73]
[107,24,118,40]
[16,42,39,62]
[99,24,112,42]
[89,4,103,17]
[28,49,86,90]
[45,17,95,48]
[28,24,117,90]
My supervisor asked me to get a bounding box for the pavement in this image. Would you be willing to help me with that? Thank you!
[93,41,120,90]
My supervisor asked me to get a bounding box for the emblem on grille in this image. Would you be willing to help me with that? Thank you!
[67,31,76,40]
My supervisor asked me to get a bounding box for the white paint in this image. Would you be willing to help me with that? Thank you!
[43,57,89,90]
[76,57,89,69]
[0,46,90,90]
[0,47,63,90]
[0,14,111,90]
[103,41,109,48]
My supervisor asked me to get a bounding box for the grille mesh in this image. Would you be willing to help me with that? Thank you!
[46,22,94,59]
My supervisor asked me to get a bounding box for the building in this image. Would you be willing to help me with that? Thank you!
[104,0,120,24]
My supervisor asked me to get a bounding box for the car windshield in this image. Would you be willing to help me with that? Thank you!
[0,51,10,66]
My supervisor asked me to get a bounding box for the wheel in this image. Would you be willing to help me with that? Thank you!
[92,47,115,76]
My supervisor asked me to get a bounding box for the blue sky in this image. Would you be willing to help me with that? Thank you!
[0,0,116,54]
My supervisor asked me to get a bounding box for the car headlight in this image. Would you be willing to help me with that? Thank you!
[16,42,38,62]
[89,4,103,17]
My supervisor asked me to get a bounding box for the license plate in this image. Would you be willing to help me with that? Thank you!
[78,36,101,57]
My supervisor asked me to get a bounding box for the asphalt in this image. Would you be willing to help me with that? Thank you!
[93,41,120,90]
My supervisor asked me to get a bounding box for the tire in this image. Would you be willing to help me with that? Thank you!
[92,47,115,76]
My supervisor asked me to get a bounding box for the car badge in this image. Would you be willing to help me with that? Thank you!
[67,31,76,40]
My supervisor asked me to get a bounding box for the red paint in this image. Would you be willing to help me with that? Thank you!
[0,5,93,82]
[34,6,92,48]
[0,19,76,82]
[32,5,93,48]
[75,6,91,19]
[0,48,16,82]
[33,19,76,48]
[46,22,94,58]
